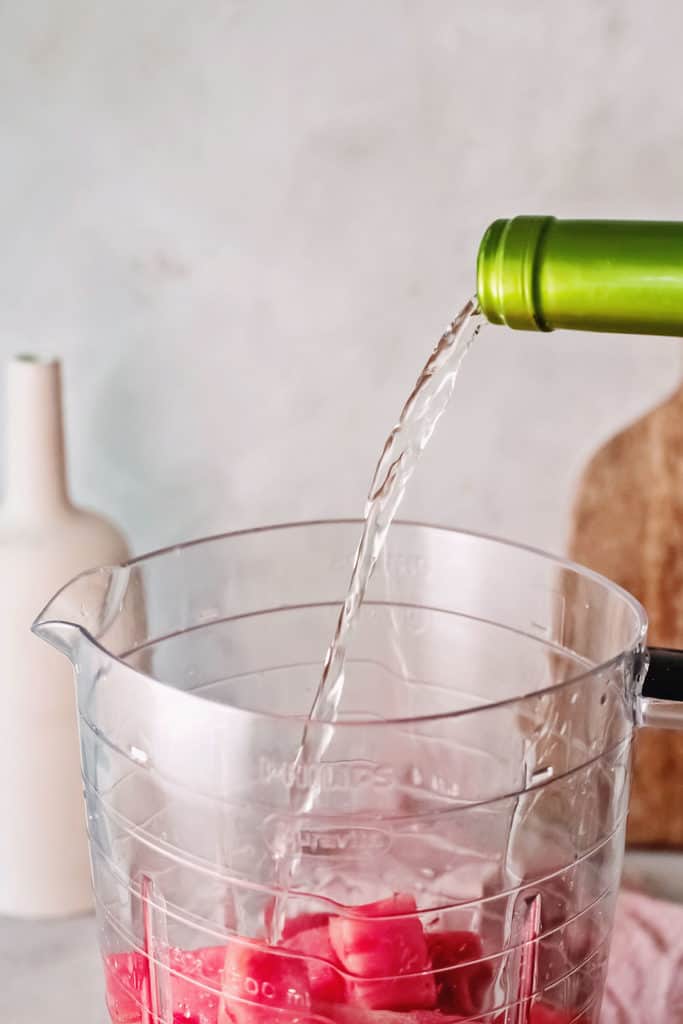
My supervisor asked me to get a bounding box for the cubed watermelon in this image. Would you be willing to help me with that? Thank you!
[104,952,150,1024]
[328,894,436,1011]
[168,945,224,1024]
[427,931,493,1015]
[412,1015,466,1023]
[105,945,225,1024]
[329,1009,464,1024]
[491,1003,587,1024]
[282,913,331,940]
[283,924,346,1004]
[529,1004,587,1024]
[220,936,311,1024]
[263,902,331,941]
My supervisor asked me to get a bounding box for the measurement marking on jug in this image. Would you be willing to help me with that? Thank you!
[224,967,310,1009]
[409,765,461,799]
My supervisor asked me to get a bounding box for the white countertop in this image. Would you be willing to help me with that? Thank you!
[3,851,683,1024]
[1,912,103,1023]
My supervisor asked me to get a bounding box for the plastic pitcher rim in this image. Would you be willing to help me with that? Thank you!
[32,518,649,728]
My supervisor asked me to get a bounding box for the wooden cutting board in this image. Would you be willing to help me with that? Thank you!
[568,384,683,847]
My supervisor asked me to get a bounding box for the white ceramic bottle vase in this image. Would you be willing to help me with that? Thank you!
[0,356,129,917]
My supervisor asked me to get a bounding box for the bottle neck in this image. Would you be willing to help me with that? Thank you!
[4,357,70,514]
[477,217,683,337]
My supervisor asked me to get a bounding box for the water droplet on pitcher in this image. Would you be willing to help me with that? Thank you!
[129,745,149,765]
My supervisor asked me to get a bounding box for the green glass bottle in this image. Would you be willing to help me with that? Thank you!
[476,217,683,336]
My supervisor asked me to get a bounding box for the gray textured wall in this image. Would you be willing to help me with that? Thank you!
[1,1,682,556]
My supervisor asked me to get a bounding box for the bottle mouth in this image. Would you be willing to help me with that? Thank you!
[476,216,555,331]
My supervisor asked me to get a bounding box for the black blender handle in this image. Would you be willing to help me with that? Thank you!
[642,647,683,701]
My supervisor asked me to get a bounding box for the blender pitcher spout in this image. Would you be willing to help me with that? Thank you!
[31,614,82,661]
[32,563,134,662]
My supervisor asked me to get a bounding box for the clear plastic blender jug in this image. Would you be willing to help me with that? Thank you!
[33,521,683,1024]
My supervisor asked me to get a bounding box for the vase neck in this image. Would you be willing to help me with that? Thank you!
[4,357,70,514]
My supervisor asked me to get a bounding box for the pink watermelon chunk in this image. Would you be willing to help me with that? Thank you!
[413,1016,466,1023]
[328,894,436,1011]
[220,936,311,1024]
[492,1004,588,1024]
[168,945,224,1024]
[105,945,224,1024]
[282,913,331,940]
[262,902,331,941]
[427,931,493,1016]
[283,924,346,1004]
[529,1005,588,1024]
[104,952,150,1024]
[329,1009,465,1023]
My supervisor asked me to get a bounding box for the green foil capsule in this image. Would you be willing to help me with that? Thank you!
[476,216,683,336]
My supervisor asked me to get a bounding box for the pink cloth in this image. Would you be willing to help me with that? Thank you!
[602,890,683,1023]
